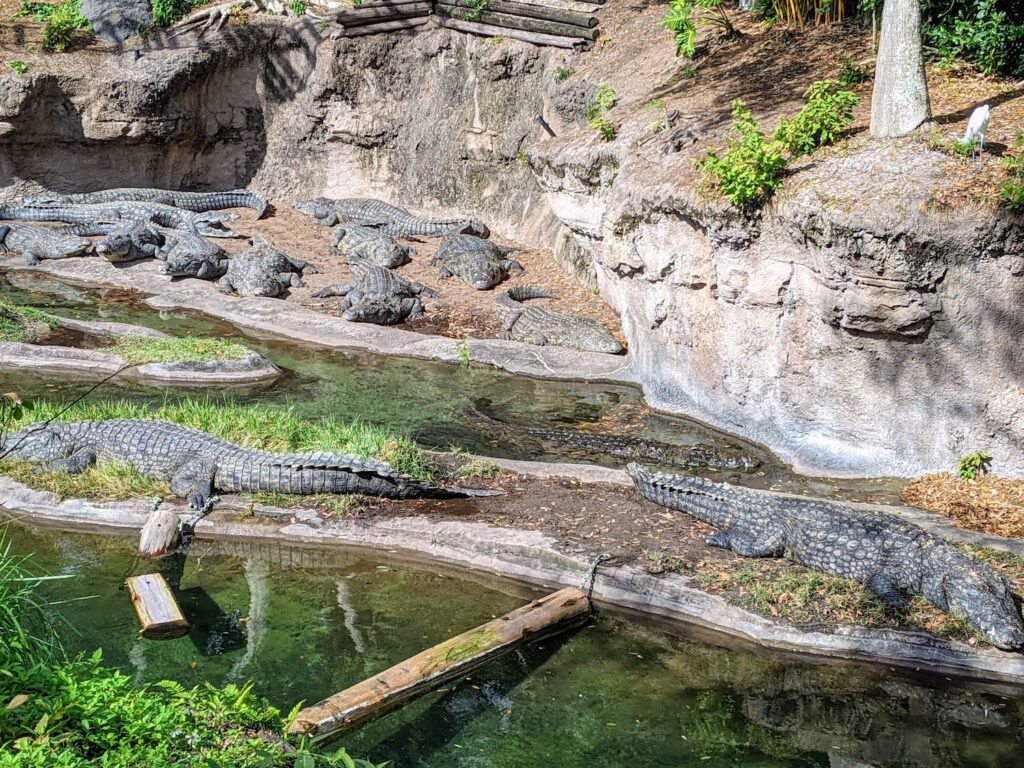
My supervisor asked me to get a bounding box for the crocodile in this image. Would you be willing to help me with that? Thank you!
[60,221,163,263]
[494,285,623,354]
[330,225,411,269]
[156,227,230,279]
[217,235,316,297]
[627,463,1024,650]
[21,188,269,219]
[313,265,438,324]
[432,234,524,290]
[0,223,92,264]
[294,197,489,239]
[0,202,241,238]
[1,419,500,510]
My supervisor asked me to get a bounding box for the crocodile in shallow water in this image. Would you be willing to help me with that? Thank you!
[432,234,524,290]
[314,265,438,324]
[294,197,489,239]
[0,223,92,264]
[495,285,623,354]
[0,202,241,238]
[21,188,269,218]
[2,419,500,510]
[627,463,1024,650]
[330,224,411,269]
[217,235,316,297]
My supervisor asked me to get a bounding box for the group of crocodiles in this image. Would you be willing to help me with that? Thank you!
[0,187,623,354]
[3,417,1022,651]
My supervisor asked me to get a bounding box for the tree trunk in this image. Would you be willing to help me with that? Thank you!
[870,0,930,138]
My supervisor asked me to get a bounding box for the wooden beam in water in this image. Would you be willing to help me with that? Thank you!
[138,505,181,559]
[125,573,190,640]
[288,586,590,738]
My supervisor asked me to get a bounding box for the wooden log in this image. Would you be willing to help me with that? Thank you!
[507,0,603,12]
[436,5,599,40]
[441,0,597,27]
[138,505,181,559]
[126,573,190,640]
[288,586,590,738]
[335,1,431,23]
[438,16,587,47]
[342,16,431,35]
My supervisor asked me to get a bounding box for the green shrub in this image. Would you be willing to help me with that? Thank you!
[837,56,870,86]
[23,0,90,52]
[555,66,575,82]
[922,0,1024,77]
[8,61,28,75]
[661,0,697,58]
[463,0,488,19]
[1001,132,1024,211]
[696,99,787,208]
[957,450,992,480]
[151,0,191,27]
[774,80,858,157]
[950,137,979,158]
[586,84,618,142]
[287,0,307,14]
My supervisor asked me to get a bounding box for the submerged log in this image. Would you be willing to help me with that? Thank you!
[342,17,432,35]
[138,504,181,558]
[126,573,190,639]
[288,586,590,738]
[335,1,432,24]
[437,4,599,39]
[437,16,588,48]
[441,0,598,27]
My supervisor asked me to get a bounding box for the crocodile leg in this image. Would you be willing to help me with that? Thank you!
[0,224,10,252]
[502,259,526,275]
[706,526,785,558]
[406,297,425,319]
[23,250,41,265]
[170,458,218,510]
[37,446,97,475]
[865,572,910,611]
[921,573,950,612]
[313,283,354,299]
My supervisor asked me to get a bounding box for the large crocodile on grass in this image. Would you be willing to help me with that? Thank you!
[314,265,438,324]
[495,285,623,354]
[0,223,92,264]
[294,198,489,239]
[627,463,1024,650]
[432,234,524,290]
[1,419,500,510]
[330,225,411,269]
[217,235,316,297]
[22,188,269,218]
[0,202,241,238]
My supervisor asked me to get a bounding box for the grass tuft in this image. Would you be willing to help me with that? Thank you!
[102,335,250,366]
[0,301,57,343]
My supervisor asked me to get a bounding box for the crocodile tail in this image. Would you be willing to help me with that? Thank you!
[239,191,270,219]
[506,285,556,302]
[426,486,506,498]
[627,462,735,524]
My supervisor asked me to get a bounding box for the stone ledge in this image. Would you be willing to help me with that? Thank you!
[2,475,1022,685]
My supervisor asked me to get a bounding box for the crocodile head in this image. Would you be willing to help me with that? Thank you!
[343,295,412,325]
[570,323,625,355]
[293,198,331,218]
[461,219,490,239]
[935,547,1024,650]
[1,422,66,462]
[96,223,161,263]
[160,252,229,279]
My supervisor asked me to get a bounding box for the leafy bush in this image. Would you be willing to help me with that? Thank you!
[555,67,575,82]
[1000,132,1024,211]
[774,80,858,157]
[661,0,697,58]
[586,84,618,142]
[838,56,870,86]
[950,137,979,157]
[151,0,191,27]
[957,450,992,480]
[922,0,1024,77]
[21,0,91,52]
[287,0,307,13]
[696,99,787,208]
[8,61,28,75]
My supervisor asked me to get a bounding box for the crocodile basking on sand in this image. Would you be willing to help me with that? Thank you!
[60,221,163,263]
[432,234,524,290]
[627,463,1024,650]
[331,225,411,269]
[494,285,623,353]
[156,227,230,279]
[314,265,437,324]
[22,188,269,218]
[2,419,499,510]
[0,223,92,264]
[294,197,489,239]
[0,202,241,238]
[217,235,316,297]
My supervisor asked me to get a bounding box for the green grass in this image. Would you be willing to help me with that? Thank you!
[246,491,364,519]
[15,0,92,51]
[101,335,250,366]
[453,458,503,481]
[8,60,28,75]
[0,459,168,501]
[0,302,57,343]
[5,397,438,483]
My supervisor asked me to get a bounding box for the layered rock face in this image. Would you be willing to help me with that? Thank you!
[0,21,1020,478]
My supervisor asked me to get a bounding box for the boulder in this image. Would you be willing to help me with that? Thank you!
[81,0,152,44]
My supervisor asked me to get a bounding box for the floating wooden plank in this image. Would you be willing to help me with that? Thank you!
[126,573,190,640]
[437,15,588,48]
[441,0,597,27]
[288,586,590,738]
[437,4,598,38]
[342,16,432,35]
[138,505,181,559]
[335,1,432,24]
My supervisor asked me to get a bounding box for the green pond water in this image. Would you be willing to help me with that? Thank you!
[7,523,1024,768]
[0,273,902,503]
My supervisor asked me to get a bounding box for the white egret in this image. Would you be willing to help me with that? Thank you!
[963,104,991,160]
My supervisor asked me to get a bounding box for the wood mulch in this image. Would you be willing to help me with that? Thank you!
[902,473,1024,539]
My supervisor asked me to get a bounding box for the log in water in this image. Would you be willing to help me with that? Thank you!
[288,586,590,738]
[125,573,190,639]
[138,505,181,558]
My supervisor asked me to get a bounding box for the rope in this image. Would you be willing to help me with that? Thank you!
[579,552,613,601]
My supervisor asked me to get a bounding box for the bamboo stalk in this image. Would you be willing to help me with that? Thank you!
[437,15,587,47]
[288,587,590,738]
[342,16,431,34]
[436,5,598,40]
[126,573,190,640]
[441,0,597,27]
